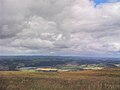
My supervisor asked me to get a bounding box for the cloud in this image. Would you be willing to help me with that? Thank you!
[0,0,120,55]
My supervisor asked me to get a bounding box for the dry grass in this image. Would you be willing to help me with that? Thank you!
[0,68,120,90]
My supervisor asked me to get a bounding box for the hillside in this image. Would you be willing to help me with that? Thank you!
[0,68,120,90]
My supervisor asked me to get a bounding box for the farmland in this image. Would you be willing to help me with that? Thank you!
[0,56,120,71]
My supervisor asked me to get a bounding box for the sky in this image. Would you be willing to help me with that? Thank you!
[0,0,120,56]
[94,0,107,4]
[94,0,120,4]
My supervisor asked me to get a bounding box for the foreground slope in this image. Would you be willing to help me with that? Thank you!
[0,68,120,90]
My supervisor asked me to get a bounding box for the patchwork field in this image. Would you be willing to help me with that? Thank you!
[0,68,120,90]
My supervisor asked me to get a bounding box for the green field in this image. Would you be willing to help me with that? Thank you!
[0,68,120,90]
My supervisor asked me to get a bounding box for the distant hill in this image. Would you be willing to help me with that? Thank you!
[0,56,120,70]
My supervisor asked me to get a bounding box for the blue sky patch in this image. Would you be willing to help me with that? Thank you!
[94,0,107,5]
[94,0,120,5]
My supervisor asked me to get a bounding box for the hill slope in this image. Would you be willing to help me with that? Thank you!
[0,68,120,90]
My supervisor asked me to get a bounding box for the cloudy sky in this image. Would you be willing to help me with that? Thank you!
[0,0,120,56]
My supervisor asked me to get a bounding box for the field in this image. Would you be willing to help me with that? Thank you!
[0,68,120,90]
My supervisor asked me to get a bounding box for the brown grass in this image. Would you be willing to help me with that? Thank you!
[0,68,120,90]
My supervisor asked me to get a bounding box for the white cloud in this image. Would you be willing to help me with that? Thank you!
[0,0,120,55]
